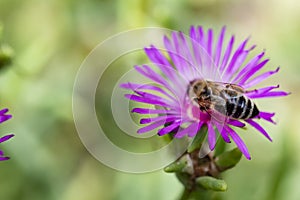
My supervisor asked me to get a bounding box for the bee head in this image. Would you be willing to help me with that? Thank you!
[190,80,211,98]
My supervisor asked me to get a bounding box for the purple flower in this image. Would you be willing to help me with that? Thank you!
[120,26,289,160]
[0,108,13,161]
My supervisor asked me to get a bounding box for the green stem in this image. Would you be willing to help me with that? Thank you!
[179,188,191,200]
[179,187,215,200]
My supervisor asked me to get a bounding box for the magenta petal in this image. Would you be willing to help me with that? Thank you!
[188,122,204,137]
[0,156,10,161]
[239,59,270,85]
[0,115,12,124]
[207,123,216,150]
[246,119,272,141]
[220,36,235,72]
[258,111,276,124]
[129,89,175,105]
[214,26,226,67]
[131,108,168,114]
[197,26,204,42]
[140,115,178,124]
[250,91,290,99]
[246,85,279,97]
[137,120,167,134]
[227,119,246,127]
[174,122,202,138]
[190,26,203,67]
[215,123,231,143]
[134,65,172,91]
[144,46,178,83]
[0,134,14,143]
[158,121,181,136]
[171,32,195,77]
[226,126,251,160]
[163,36,188,76]
[0,108,9,115]
[244,67,280,88]
[178,32,194,63]
[140,116,166,124]
[226,38,249,74]
[144,46,172,68]
[232,51,265,83]
[226,51,249,80]
[124,94,170,107]
[207,28,213,57]
[120,82,176,101]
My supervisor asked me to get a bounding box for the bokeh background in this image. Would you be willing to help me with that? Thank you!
[0,0,299,199]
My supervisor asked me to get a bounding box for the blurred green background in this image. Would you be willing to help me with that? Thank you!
[0,0,299,199]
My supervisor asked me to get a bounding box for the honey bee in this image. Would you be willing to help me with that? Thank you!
[188,79,259,120]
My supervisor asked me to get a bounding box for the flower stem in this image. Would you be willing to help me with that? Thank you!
[179,187,214,200]
[179,188,191,200]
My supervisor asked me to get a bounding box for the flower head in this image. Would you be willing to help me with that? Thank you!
[0,108,13,161]
[121,26,289,160]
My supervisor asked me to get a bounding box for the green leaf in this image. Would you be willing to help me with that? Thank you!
[196,176,227,192]
[164,160,186,173]
[164,154,193,174]
[215,147,242,170]
[187,125,207,153]
[213,130,227,157]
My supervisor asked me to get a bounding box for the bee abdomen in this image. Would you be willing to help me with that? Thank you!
[225,96,259,119]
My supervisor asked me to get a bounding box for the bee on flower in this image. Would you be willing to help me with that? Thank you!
[121,26,289,160]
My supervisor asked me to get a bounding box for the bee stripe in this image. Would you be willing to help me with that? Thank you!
[226,102,235,116]
[241,99,253,119]
[229,97,238,117]
[250,103,259,118]
[232,96,246,118]
[239,98,249,119]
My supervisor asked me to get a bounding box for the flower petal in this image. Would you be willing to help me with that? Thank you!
[173,122,198,138]
[246,85,279,98]
[258,111,276,124]
[243,67,280,88]
[207,123,216,150]
[140,115,178,124]
[0,156,10,161]
[0,108,9,115]
[239,59,270,85]
[245,119,272,141]
[232,51,265,83]
[249,91,290,99]
[120,82,176,102]
[214,26,226,67]
[215,123,231,143]
[227,119,246,127]
[144,46,179,84]
[134,65,173,91]
[190,26,203,68]
[0,114,12,124]
[207,28,213,57]
[158,121,181,136]
[225,38,249,74]
[132,108,169,114]
[137,120,168,134]
[124,94,171,107]
[225,126,251,160]
[0,134,14,143]
[219,35,234,73]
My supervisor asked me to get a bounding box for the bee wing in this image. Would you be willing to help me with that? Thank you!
[210,96,228,123]
[208,81,245,93]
